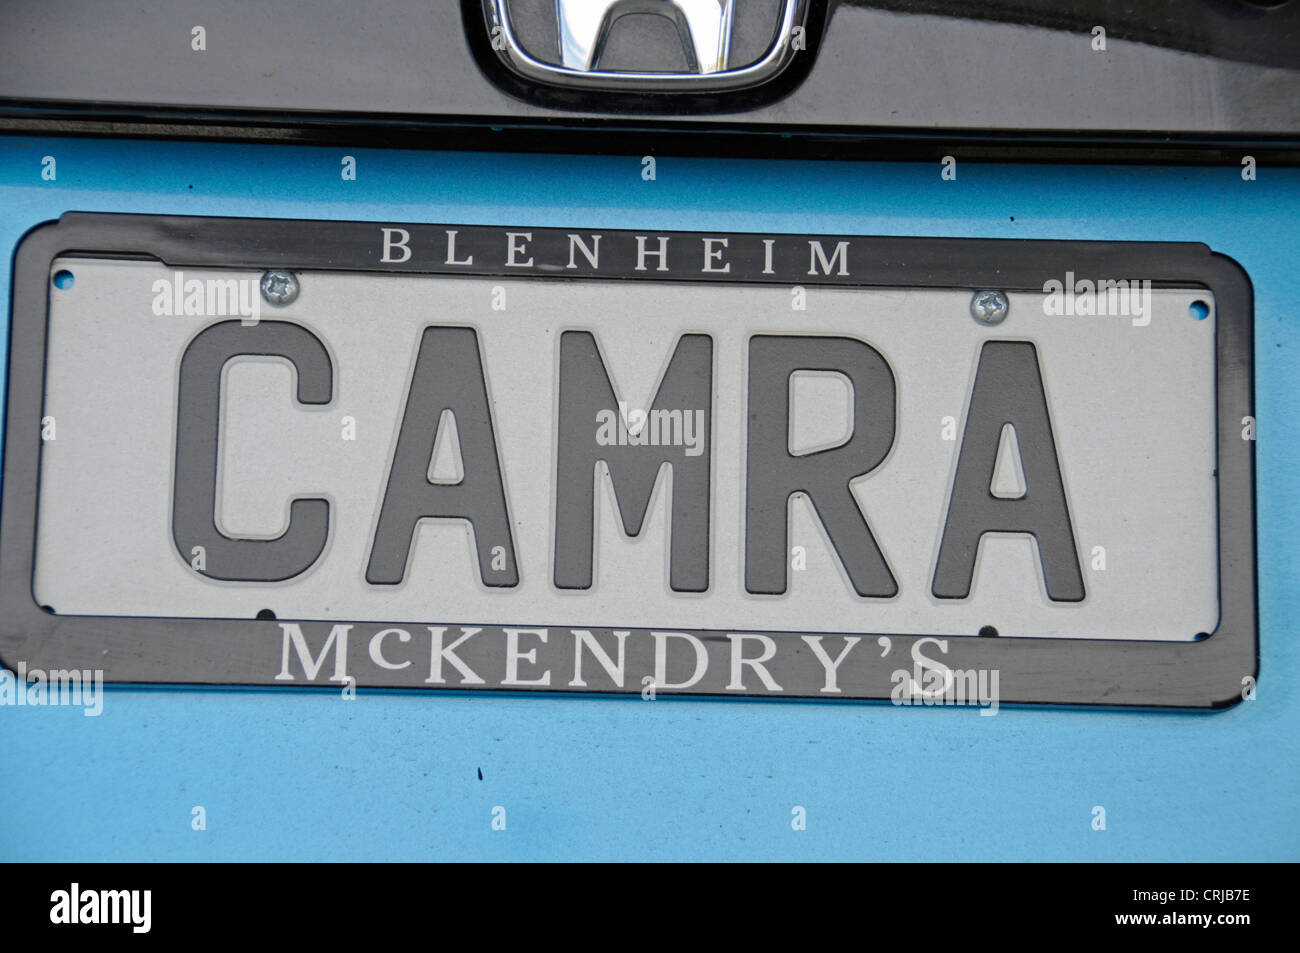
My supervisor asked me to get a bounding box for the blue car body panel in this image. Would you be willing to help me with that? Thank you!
[0,135,1295,860]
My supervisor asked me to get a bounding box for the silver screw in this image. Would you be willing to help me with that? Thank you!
[970,290,1009,325]
[260,270,299,306]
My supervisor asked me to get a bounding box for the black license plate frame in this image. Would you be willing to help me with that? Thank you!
[0,212,1258,709]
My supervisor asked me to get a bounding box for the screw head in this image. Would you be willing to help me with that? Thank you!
[970,290,1009,325]
[260,270,299,306]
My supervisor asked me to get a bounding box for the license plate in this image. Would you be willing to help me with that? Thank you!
[0,214,1256,708]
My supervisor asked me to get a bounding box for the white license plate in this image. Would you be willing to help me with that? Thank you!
[0,215,1256,707]
[38,260,1221,640]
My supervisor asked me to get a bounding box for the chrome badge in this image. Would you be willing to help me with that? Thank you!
[483,0,809,91]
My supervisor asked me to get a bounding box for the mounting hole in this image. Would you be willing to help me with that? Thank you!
[978,625,999,638]
[255,608,277,621]
[1193,631,1212,642]
[39,604,56,614]
[1189,299,1211,320]
[52,269,74,290]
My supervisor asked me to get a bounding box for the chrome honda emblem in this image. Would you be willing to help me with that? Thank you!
[484,0,808,91]
[559,0,736,74]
